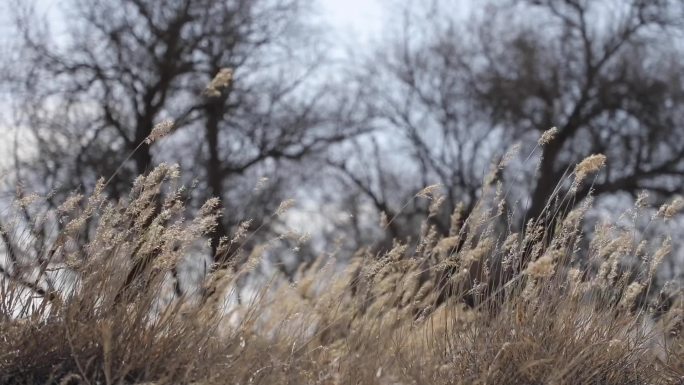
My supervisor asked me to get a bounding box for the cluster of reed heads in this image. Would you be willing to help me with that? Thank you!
[1,126,683,385]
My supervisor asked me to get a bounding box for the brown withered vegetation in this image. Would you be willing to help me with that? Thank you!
[1,133,684,385]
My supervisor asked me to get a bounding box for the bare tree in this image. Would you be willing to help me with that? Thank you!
[477,0,684,224]
[6,0,367,263]
[337,0,684,244]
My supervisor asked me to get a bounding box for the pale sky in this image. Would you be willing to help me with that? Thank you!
[318,0,384,45]
[0,0,388,166]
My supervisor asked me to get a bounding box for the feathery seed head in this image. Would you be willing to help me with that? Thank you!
[416,184,442,199]
[146,119,174,144]
[275,199,296,217]
[538,127,559,146]
[429,195,446,218]
[635,191,649,209]
[656,196,683,219]
[619,282,644,309]
[525,254,555,279]
[449,202,465,236]
[15,193,41,208]
[649,237,672,279]
[572,154,606,192]
[205,68,234,97]
[57,193,83,215]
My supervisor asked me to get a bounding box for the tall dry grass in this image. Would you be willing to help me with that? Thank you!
[1,129,683,385]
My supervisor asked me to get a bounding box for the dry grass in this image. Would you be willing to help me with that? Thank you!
[1,141,684,384]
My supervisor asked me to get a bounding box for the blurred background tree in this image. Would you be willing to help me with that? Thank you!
[2,0,684,279]
[330,0,684,261]
[3,0,369,267]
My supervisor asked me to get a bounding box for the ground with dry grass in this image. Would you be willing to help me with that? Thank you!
[1,132,684,385]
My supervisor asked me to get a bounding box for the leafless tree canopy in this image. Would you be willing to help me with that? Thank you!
[4,0,684,268]
[6,0,368,261]
[332,0,684,246]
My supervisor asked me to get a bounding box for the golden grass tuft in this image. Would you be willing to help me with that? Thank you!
[1,149,684,384]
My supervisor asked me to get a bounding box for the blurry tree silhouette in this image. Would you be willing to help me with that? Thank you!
[6,0,367,262]
[6,0,684,275]
[334,0,684,242]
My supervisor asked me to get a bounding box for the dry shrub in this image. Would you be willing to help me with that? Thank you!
[1,149,684,384]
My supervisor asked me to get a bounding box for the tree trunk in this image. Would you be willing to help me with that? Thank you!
[524,138,564,227]
[133,118,154,175]
[205,100,229,260]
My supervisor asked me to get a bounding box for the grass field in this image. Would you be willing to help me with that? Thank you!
[1,136,683,385]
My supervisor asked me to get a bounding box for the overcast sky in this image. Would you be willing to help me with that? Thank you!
[0,0,388,164]
[318,0,384,45]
